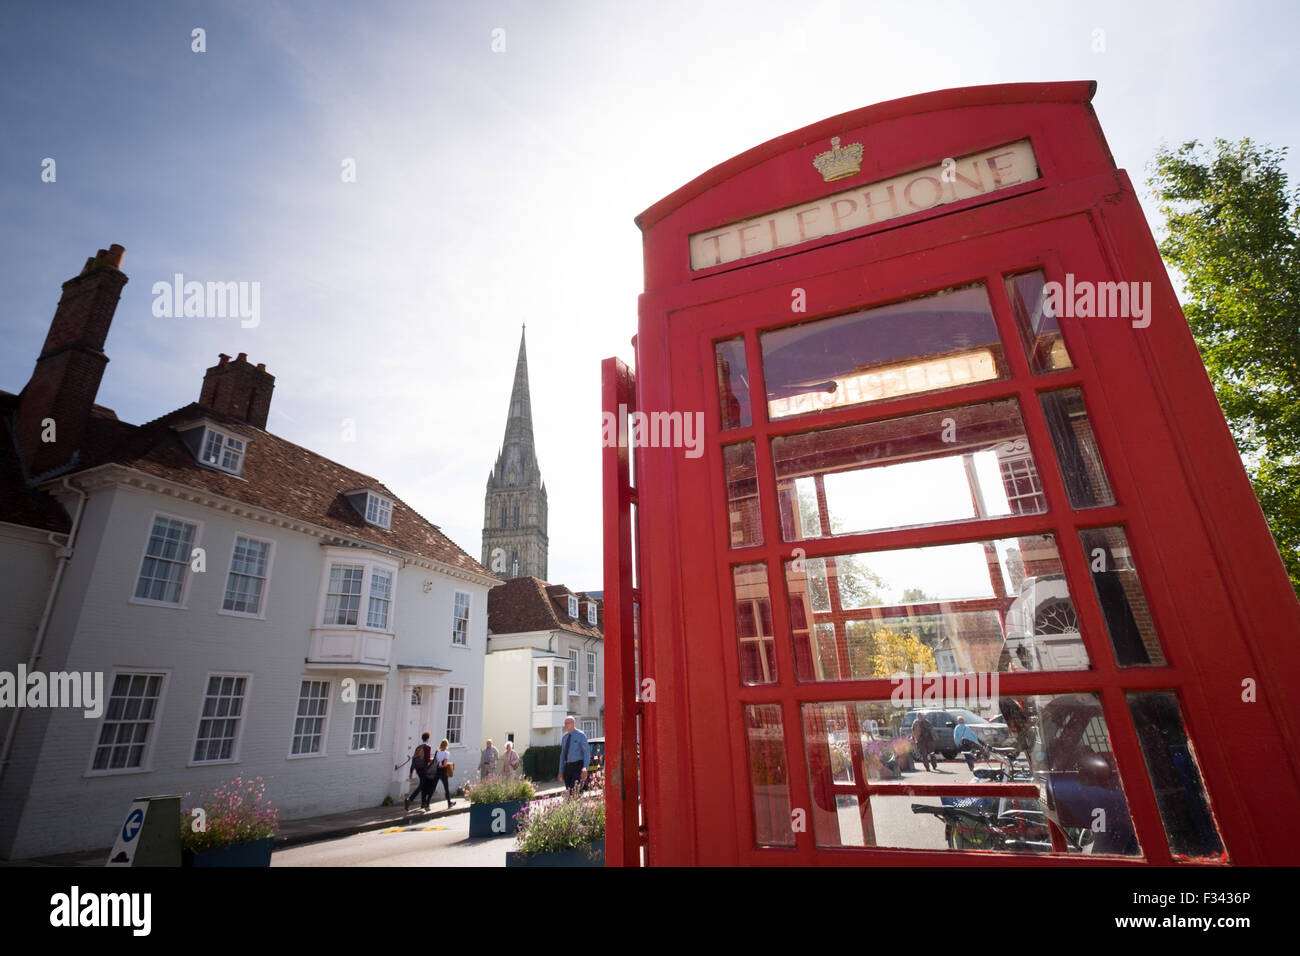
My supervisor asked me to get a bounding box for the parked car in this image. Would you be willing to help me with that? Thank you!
[900,709,1014,759]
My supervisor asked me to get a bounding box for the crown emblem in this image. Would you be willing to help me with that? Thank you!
[812,136,864,182]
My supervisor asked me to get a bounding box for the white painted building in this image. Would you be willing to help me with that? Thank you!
[0,246,499,859]
[483,576,603,755]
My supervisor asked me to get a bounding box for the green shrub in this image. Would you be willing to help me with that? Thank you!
[462,774,537,804]
[522,744,561,781]
[179,776,278,852]
[514,786,605,854]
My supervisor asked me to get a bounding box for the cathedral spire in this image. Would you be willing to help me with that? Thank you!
[504,326,534,449]
[481,325,548,579]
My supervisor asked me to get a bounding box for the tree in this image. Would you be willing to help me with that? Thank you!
[1148,138,1300,595]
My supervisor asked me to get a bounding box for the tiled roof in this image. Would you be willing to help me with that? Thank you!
[489,576,603,638]
[1,396,494,579]
[0,392,70,534]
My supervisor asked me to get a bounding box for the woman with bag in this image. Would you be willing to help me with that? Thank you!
[431,738,456,810]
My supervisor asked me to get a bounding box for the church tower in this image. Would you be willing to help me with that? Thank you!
[482,327,548,579]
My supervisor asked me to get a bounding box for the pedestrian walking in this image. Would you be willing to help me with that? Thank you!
[431,738,456,809]
[556,716,590,793]
[479,739,500,778]
[501,741,521,778]
[912,715,938,772]
[406,732,436,810]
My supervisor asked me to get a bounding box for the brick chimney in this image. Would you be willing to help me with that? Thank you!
[199,352,275,428]
[14,245,128,479]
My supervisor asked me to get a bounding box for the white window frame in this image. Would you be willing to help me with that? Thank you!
[316,552,400,633]
[582,718,598,737]
[587,651,597,696]
[364,492,393,529]
[199,424,247,475]
[568,595,578,618]
[288,678,333,758]
[587,602,597,626]
[86,669,171,776]
[219,534,275,619]
[445,685,465,746]
[366,567,394,629]
[568,649,579,695]
[452,591,471,646]
[129,512,203,609]
[349,681,385,754]
[189,671,252,766]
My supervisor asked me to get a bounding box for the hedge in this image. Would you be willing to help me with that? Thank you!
[522,744,562,781]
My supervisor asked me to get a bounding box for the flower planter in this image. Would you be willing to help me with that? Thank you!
[181,836,275,868]
[505,839,604,867]
[468,800,527,838]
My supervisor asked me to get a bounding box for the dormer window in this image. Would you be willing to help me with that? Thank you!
[364,493,393,529]
[344,488,394,530]
[176,420,249,476]
[568,595,578,618]
[587,602,597,626]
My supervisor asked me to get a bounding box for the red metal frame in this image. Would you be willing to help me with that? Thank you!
[605,81,1300,866]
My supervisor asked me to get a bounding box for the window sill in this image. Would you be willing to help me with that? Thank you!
[85,765,153,778]
[218,608,266,621]
[187,757,240,769]
[286,751,328,760]
[128,596,188,611]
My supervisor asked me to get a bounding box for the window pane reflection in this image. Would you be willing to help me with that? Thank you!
[733,563,777,684]
[724,442,763,548]
[1080,527,1167,667]
[715,336,752,429]
[1040,388,1115,508]
[803,694,1140,856]
[744,704,795,847]
[774,398,1045,541]
[1127,691,1225,861]
[1006,270,1073,373]
[762,285,1008,419]
[785,535,1090,680]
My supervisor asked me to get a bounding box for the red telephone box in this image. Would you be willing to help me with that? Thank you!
[602,81,1300,866]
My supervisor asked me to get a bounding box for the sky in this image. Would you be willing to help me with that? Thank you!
[2,0,1297,590]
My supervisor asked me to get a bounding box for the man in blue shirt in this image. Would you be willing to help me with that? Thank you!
[953,717,982,770]
[557,716,591,793]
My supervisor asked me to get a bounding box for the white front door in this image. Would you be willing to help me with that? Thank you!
[397,684,436,782]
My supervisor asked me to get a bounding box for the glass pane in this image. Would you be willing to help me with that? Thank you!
[762,284,1007,420]
[1127,691,1225,861]
[733,563,777,685]
[1006,270,1073,373]
[1079,527,1167,667]
[744,704,794,847]
[715,336,752,430]
[1040,388,1115,508]
[803,694,1139,856]
[723,442,763,548]
[774,398,1045,541]
[785,535,1089,681]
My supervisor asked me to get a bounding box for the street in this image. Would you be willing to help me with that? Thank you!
[272,811,513,867]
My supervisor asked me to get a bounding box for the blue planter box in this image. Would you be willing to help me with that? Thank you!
[469,800,527,838]
[505,840,604,867]
[182,836,275,868]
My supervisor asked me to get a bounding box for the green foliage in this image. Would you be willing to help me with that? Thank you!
[179,776,278,853]
[461,774,537,804]
[522,744,561,781]
[1149,138,1300,595]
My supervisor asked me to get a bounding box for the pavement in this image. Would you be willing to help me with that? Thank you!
[5,778,571,867]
